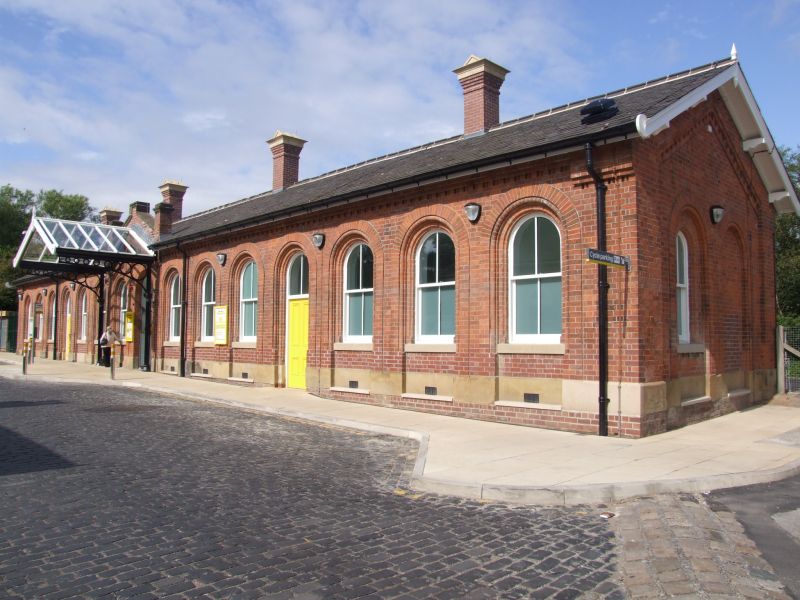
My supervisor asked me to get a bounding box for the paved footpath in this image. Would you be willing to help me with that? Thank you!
[2,353,800,507]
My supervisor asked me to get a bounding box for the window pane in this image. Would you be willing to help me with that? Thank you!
[515,279,538,334]
[540,277,562,334]
[289,257,301,295]
[171,278,180,305]
[204,305,214,338]
[346,248,360,290]
[419,235,437,284]
[420,287,438,335]
[537,218,560,274]
[513,220,536,276]
[363,291,373,336]
[300,255,309,294]
[677,289,686,336]
[361,245,373,288]
[243,301,256,337]
[440,285,455,336]
[438,234,455,283]
[348,293,363,336]
[242,263,253,299]
[677,236,686,284]
[204,271,215,302]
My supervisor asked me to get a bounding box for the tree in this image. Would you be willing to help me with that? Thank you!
[0,184,96,310]
[776,146,800,322]
[37,189,95,221]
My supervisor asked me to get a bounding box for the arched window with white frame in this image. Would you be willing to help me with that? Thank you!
[79,292,87,340]
[344,243,373,342]
[676,232,690,343]
[49,298,56,341]
[169,275,181,341]
[118,282,128,339]
[239,261,258,341]
[415,231,455,343]
[509,214,562,343]
[200,269,216,342]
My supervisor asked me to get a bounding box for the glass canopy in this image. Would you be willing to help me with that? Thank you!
[13,215,154,270]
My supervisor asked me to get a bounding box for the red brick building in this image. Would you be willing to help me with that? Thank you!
[14,53,799,437]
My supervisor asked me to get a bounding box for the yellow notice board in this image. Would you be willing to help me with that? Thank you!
[214,305,228,345]
[124,312,134,342]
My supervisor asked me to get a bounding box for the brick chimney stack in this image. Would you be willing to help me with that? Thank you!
[453,55,509,135]
[154,202,174,238]
[267,131,306,191]
[158,180,188,221]
[99,208,123,226]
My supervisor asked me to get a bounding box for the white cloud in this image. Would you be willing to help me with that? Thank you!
[0,0,589,215]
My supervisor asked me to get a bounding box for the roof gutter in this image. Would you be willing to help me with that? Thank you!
[152,124,638,250]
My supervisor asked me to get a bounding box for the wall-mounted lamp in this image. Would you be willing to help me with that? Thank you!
[17,292,22,302]
[311,233,325,249]
[464,202,481,223]
[41,288,47,297]
[70,282,76,290]
[216,252,227,266]
[710,205,725,224]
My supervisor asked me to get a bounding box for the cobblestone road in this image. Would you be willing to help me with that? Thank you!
[0,380,623,599]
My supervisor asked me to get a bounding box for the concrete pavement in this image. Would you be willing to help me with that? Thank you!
[2,352,799,506]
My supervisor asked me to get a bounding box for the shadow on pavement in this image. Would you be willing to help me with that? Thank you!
[0,425,74,476]
[0,400,64,409]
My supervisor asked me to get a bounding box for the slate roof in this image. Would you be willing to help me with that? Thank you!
[155,57,735,247]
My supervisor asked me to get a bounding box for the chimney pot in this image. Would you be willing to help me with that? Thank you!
[453,55,509,135]
[129,201,151,215]
[267,131,306,190]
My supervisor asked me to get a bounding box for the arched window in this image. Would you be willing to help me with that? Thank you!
[676,232,689,343]
[288,254,309,298]
[415,231,455,342]
[201,269,216,341]
[344,244,373,342]
[36,303,43,341]
[509,215,562,343]
[118,283,128,339]
[169,275,181,341]
[240,261,258,341]
[79,292,88,340]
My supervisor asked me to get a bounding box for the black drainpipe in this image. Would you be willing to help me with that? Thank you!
[585,142,610,437]
[52,280,59,360]
[177,242,189,377]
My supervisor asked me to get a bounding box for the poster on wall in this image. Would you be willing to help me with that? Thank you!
[124,312,134,342]
[214,305,228,345]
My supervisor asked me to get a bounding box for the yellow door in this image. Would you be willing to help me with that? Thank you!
[65,314,71,358]
[287,299,309,389]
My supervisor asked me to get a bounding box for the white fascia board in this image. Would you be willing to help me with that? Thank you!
[635,65,737,139]
[12,217,58,268]
[742,137,767,154]
[636,63,799,216]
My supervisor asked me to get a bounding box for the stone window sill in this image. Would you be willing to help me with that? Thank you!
[333,342,373,352]
[231,341,256,349]
[163,341,180,347]
[496,343,565,355]
[194,341,215,348]
[330,386,370,395]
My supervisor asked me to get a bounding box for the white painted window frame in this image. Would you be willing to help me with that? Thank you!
[79,292,87,340]
[508,214,562,344]
[343,243,373,343]
[239,261,258,342]
[169,275,181,341]
[200,269,216,342]
[676,232,690,344]
[415,231,455,344]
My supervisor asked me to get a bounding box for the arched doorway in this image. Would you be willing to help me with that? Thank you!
[286,254,309,389]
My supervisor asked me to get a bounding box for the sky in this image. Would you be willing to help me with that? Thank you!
[1,0,798,217]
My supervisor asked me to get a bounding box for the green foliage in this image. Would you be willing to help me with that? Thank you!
[777,146,800,320]
[0,184,96,310]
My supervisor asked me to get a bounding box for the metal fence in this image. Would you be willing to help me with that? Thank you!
[780,326,800,393]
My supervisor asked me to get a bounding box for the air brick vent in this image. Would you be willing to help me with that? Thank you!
[425,386,438,396]
[523,393,540,404]
[348,380,359,389]
[242,372,249,379]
